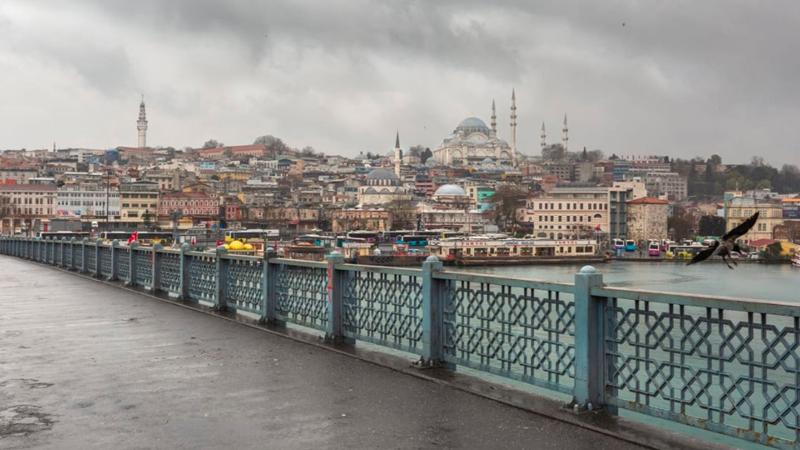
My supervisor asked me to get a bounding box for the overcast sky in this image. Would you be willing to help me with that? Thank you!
[1,1,798,165]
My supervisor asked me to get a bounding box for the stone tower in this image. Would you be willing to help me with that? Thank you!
[540,122,547,149]
[561,114,568,152]
[394,131,402,178]
[137,96,148,149]
[510,89,517,167]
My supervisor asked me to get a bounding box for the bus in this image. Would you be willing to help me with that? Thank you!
[227,229,280,240]
[396,234,429,248]
[612,238,625,250]
[624,240,637,252]
[648,241,661,257]
[99,231,174,246]
[346,231,379,243]
[40,231,90,241]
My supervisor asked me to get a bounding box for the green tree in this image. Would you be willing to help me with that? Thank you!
[420,148,433,164]
[698,215,725,236]
[486,185,528,231]
[202,139,222,149]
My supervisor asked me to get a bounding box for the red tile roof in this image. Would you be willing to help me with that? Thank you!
[627,197,669,205]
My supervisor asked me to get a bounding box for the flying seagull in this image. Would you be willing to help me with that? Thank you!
[687,211,759,269]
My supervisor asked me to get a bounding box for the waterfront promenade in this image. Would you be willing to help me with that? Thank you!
[0,257,647,450]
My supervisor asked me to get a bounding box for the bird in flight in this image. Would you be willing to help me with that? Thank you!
[687,211,759,269]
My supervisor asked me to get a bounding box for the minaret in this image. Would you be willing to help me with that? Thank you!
[540,122,547,149]
[137,95,148,149]
[393,130,402,178]
[490,99,497,135]
[510,89,517,167]
[561,114,568,152]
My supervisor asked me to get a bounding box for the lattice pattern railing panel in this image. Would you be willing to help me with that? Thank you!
[85,245,97,272]
[159,252,181,295]
[442,278,576,394]
[226,258,263,314]
[117,248,130,280]
[133,250,152,288]
[274,264,327,330]
[99,247,112,278]
[342,269,422,353]
[186,254,216,303]
[606,298,800,447]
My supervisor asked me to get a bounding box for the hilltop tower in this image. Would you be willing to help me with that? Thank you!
[510,89,517,167]
[540,122,547,149]
[490,99,497,134]
[394,131,402,178]
[137,96,148,149]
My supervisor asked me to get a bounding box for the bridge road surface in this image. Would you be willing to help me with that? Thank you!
[0,258,646,450]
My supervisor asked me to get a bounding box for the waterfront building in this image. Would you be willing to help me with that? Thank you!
[519,187,610,239]
[626,197,669,243]
[56,183,120,220]
[641,172,687,201]
[157,191,219,223]
[119,181,160,225]
[331,209,392,233]
[0,184,57,234]
[724,196,784,243]
[608,187,631,240]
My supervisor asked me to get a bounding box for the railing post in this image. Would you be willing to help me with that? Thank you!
[110,240,119,281]
[81,238,87,272]
[179,243,190,300]
[214,246,227,311]
[59,238,65,266]
[94,239,102,278]
[151,243,162,292]
[324,251,346,343]
[572,265,606,411]
[421,255,445,366]
[259,247,276,324]
[128,242,137,286]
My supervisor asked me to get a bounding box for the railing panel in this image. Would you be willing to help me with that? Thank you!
[117,247,130,280]
[225,257,264,315]
[342,267,423,353]
[133,249,153,288]
[604,294,800,448]
[440,273,577,394]
[186,254,216,303]
[64,243,73,269]
[274,263,328,330]
[99,246,112,278]
[86,244,97,273]
[158,251,182,296]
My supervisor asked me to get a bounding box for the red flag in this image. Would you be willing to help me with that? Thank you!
[127,231,139,244]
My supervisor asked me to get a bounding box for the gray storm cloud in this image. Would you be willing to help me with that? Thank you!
[0,0,798,165]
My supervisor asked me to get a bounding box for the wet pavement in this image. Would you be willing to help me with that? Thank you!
[0,258,647,450]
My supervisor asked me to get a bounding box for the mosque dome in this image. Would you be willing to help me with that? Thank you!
[366,168,398,181]
[434,184,467,197]
[455,117,490,134]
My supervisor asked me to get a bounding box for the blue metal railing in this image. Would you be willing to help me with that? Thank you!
[1,236,798,449]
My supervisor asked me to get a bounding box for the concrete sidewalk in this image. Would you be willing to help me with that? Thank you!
[0,258,648,450]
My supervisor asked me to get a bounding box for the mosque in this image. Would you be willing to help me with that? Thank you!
[432,90,519,167]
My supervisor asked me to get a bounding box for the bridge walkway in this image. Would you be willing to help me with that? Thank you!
[0,257,650,449]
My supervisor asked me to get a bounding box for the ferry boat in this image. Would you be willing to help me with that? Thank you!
[427,236,603,266]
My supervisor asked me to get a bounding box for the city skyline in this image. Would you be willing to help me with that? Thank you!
[1,1,799,165]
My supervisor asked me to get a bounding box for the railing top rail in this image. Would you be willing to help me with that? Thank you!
[434,269,575,293]
[593,285,800,316]
[220,253,260,262]
[338,263,421,277]
[270,257,327,269]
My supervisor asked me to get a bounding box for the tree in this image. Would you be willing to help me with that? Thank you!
[420,148,433,164]
[486,185,528,231]
[668,206,694,241]
[541,143,566,161]
[142,209,154,230]
[407,145,424,157]
[708,154,722,165]
[764,242,784,261]
[300,146,316,157]
[253,135,288,155]
[203,139,222,149]
[384,199,418,230]
[698,215,725,236]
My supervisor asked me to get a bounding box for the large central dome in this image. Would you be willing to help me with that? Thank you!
[455,117,490,134]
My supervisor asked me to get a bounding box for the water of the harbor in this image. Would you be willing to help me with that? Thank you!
[459,260,799,302]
